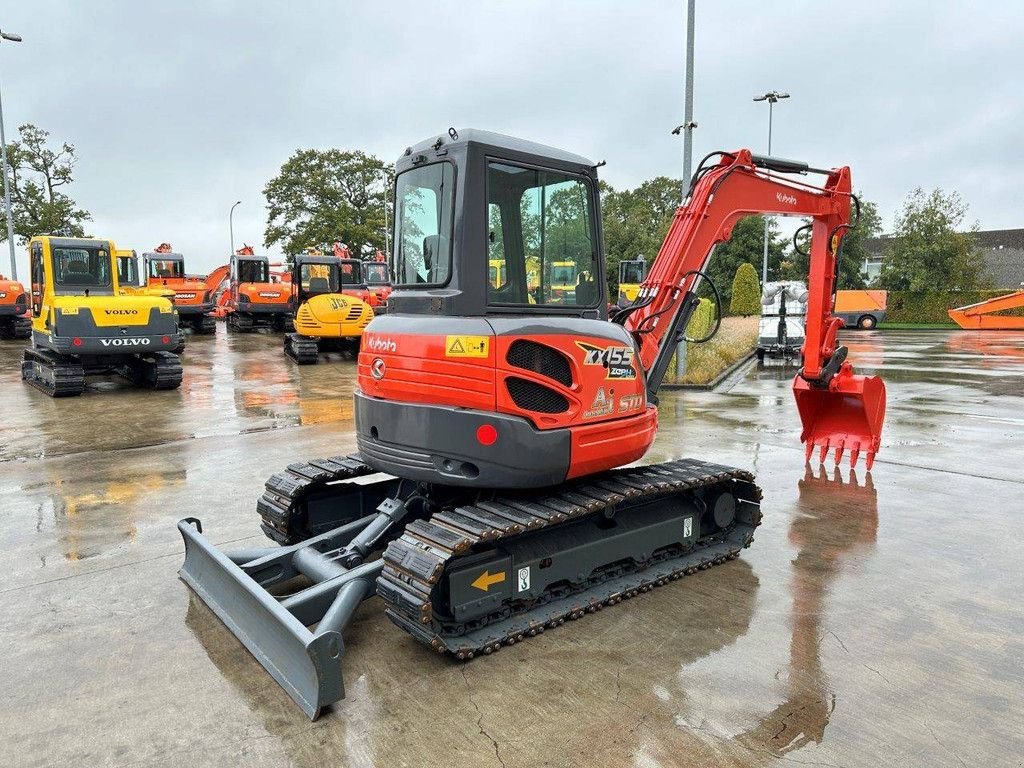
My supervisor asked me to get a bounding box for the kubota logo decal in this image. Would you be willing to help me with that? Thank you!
[100,338,151,347]
[575,341,637,380]
[104,309,139,316]
[776,192,798,206]
[365,335,397,353]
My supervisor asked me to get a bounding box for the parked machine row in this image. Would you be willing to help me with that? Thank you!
[13,237,391,396]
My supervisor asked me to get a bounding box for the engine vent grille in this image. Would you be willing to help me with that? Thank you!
[505,376,570,414]
[506,340,573,387]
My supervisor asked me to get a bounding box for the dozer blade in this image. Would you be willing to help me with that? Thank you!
[178,517,381,719]
[793,372,886,469]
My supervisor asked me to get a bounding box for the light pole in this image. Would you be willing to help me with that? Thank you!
[753,90,789,286]
[229,200,241,256]
[0,28,23,280]
[672,0,697,379]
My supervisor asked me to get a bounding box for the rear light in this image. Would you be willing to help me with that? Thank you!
[162,336,170,344]
[238,294,250,304]
[476,424,498,446]
[72,337,82,347]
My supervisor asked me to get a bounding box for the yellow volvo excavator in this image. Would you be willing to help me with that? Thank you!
[22,236,184,396]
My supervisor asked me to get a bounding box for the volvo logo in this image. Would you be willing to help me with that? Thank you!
[370,358,386,380]
[100,338,151,347]
[105,309,139,316]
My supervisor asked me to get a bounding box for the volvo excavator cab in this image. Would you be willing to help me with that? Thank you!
[22,236,184,396]
[116,249,141,287]
[284,254,374,364]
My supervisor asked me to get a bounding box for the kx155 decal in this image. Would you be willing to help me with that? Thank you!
[575,341,637,380]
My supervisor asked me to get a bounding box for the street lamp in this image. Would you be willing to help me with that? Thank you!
[753,90,790,286]
[0,28,23,280]
[229,200,241,256]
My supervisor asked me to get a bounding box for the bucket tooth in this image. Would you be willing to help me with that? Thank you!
[804,441,814,462]
[818,440,829,464]
[849,442,861,469]
[866,450,876,471]
[833,439,845,466]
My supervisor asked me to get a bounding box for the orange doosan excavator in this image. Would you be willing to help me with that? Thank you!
[179,130,887,719]
[0,272,31,339]
[223,245,294,332]
[141,243,217,334]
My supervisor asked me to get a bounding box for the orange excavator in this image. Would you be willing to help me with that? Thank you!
[948,289,1024,330]
[222,245,294,332]
[179,131,887,719]
[141,243,217,334]
[0,272,31,339]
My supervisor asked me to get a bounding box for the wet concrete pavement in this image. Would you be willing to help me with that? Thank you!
[1,328,1022,767]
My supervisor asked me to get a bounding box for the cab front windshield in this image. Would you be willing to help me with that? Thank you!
[148,258,184,279]
[364,263,389,285]
[53,246,112,288]
[619,260,645,285]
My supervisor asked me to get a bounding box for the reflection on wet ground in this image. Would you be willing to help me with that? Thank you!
[1,328,1023,766]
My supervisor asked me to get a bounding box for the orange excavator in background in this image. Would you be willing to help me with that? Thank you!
[222,245,294,332]
[141,243,217,334]
[948,289,1024,330]
[0,272,31,339]
[180,130,887,719]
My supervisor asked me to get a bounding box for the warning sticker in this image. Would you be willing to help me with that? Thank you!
[517,566,531,593]
[445,335,489,358]
[683,517,693,538]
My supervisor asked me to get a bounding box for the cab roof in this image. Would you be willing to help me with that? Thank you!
[401,128,597,169]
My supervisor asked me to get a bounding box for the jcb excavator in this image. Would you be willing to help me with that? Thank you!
[224,246,293,332]
[0,272,31,339]
[141,244,217,333]
[616,257,647,308]
[179,130,887,719]
[23,236,183,396]
[284,253,375,364]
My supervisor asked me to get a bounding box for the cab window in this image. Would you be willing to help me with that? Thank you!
[300,263,338,294]
[118,256,139,286]
[364,263,389,285]
[53,247,112,288]
[486,161,599,307]
[619,260,645,285]
[339,261,362,286]
[31,243,44,316]
[393,162,454,286]
[237,260,269,283]
[148,259,183,279]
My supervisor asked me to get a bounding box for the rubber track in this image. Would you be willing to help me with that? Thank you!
[22,347,85,397]
[376,458,762,659]
[147,352,183,390]
[257,453,377,544]
[285,334,320,365]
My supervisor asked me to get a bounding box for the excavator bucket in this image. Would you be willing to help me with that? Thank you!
[793,373,886,469]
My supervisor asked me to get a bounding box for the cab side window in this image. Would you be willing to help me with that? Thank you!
[31,243,44,317]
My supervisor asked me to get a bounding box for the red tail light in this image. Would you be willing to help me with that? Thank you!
[476,424,498,446]
[72,337,82,347]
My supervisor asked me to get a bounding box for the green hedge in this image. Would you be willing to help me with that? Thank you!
[730,263,761,316]
[687,297,715,339]
[886,290,1024,323]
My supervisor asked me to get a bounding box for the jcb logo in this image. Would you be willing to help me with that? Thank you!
[104,309,139,316]
[575,341,637,380]
[100,338,151,347]
[329,297,350,311]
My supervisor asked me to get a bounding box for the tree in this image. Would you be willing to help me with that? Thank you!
[781,195,881,290]
[263,149,391,260]
[2,124,91,242]
[601,176,681,295]
[730,262,761,316]
[878,188,985,292]
[703,215,785,304]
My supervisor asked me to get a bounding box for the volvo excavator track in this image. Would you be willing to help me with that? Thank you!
[22,347,86,397]
[119,351,184,390]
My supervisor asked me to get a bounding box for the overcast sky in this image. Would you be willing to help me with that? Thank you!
[1,1,1021,276]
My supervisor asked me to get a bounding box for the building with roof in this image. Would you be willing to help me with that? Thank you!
[862,229,1024,289]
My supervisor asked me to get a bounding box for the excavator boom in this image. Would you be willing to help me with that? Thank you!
[621,150,885,467]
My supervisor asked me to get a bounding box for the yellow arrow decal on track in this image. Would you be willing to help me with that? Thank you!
[471,569,506,592]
